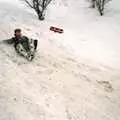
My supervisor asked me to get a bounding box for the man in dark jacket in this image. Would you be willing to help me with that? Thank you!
[12,29,30,52]
[11,28,38,61]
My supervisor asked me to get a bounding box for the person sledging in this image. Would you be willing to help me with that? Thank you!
[5,28,38,61]
[12,28,38,61]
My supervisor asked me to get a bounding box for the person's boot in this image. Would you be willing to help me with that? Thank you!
[26,52,34,61]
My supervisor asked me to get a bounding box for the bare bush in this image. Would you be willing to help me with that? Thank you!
[91,0,111,16]
[22,0,52,20]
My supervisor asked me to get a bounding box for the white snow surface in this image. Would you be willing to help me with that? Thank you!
[0,0,120,120]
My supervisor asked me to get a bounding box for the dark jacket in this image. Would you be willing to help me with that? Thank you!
[12,36,29,44]
[12,36,30,51]
[4,36,38,51]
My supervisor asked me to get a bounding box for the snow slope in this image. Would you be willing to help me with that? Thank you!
[0,0,120,120]
[48,0,120,70]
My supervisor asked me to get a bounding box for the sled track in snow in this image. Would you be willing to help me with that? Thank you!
[0,40,120,120]
[0,43,28,65]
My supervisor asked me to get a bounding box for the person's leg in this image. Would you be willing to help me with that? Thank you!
[34,40,38,50]
[15,43,28,57]
[25,39,35,61]
[21,39,30,52]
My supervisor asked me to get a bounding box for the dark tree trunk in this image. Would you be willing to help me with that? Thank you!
[38,12,45,20]
[92,0,96,8]
[22,0,52,20]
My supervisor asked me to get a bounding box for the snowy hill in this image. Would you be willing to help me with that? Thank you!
[0,0,120,120]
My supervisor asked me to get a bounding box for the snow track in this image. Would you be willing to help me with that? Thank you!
[0,39,120,120]
[0,1,120,120]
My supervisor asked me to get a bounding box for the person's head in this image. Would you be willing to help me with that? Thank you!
[14,28,22,37]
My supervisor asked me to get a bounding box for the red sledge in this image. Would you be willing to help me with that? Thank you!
[50,26,64,34]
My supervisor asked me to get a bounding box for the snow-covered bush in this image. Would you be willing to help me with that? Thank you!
[91,0,111,16]
[22,0,52,20]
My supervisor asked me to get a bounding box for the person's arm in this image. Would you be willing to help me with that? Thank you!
[22,36,29,41]
[2,38,15,44]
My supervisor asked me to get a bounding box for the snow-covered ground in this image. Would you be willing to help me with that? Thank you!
[0,0,120,120]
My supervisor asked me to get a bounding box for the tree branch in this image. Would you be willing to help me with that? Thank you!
[22,0,34,8]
